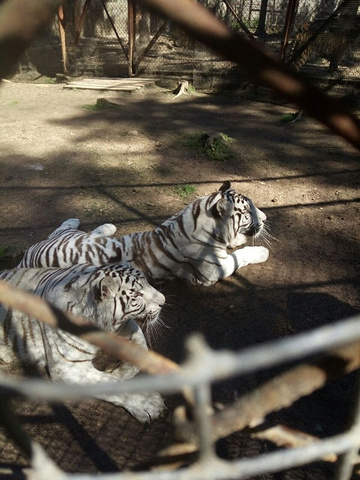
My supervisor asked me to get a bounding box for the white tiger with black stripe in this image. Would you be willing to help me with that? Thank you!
[18,181,269,286]
[0,263,165,423]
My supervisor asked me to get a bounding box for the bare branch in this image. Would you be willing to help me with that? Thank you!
[2,277,360,474]
[210,342,360,440]
[253,425,337,463]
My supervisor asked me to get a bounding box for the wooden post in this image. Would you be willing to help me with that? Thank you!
[58,5,68,73]
[255,0,269,37]
[279,0,298,62]
[128,0,136,76]
[73,0,91,48]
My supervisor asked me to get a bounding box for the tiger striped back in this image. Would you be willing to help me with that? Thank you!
[19,181,269,286]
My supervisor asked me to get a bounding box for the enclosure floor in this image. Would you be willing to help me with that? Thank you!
[0,80,359,478]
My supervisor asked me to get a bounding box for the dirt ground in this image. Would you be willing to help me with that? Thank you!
[0,79,359,479]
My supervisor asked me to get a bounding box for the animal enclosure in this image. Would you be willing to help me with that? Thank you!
[0,0,360,479]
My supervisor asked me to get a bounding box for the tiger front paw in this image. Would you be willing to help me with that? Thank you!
[48,218,81,238]
[91,223,117,236]
[242,246,269,265]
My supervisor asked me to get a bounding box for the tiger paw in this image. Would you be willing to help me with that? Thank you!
[59,218,81,229]
[121,392,166,423]
[242,246,269,265]
[91,223,117,236]
[48,218,81,238]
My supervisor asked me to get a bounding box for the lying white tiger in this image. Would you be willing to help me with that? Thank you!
[18,181,269,286]
[0,263,165,423]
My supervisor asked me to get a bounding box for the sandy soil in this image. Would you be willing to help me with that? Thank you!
[0,79,359,478]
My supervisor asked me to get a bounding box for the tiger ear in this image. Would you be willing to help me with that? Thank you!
[219,180,231,193]
[93,277,113,303]
[214,197,233,217]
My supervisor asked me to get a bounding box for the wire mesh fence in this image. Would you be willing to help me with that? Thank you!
[15,0,360,105]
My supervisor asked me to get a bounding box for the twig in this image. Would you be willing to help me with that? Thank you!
[253,425,337,463]
[210,342,360,440]
[2,278,360,472]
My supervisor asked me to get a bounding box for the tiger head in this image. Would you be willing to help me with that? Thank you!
[88,264,165,333]
[212,181,267,249]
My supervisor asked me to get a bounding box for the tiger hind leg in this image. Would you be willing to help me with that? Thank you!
[48,218,81,238]
[91,223,117,237]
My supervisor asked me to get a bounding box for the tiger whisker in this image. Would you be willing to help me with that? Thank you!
[253,221,277,249]
[146,317,170,349]
[262,229,278,244]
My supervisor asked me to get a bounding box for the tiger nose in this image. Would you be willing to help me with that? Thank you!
[158,292,166,307]
[257,208,266,222]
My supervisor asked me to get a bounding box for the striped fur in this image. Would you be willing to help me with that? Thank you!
[19,182,269,286]
[0,263,165,422]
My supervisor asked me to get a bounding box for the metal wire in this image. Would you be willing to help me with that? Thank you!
[1,315,360,401]
[335,368,360,480]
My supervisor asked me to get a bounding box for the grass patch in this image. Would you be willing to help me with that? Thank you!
[83,98,116,111]
[184,132,234,161]
[281,112,299,123]
[44,77,56,84]
[173,184,196,200]
[184,133,205,149]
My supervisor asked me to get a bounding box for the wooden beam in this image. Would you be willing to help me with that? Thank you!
[58,4,68,73]
[128,0,136,76]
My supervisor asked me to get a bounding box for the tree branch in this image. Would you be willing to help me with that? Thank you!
[0,0,61,78]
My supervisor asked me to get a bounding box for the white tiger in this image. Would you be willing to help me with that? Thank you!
[0,263,165,423]
[18,181,269,286]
